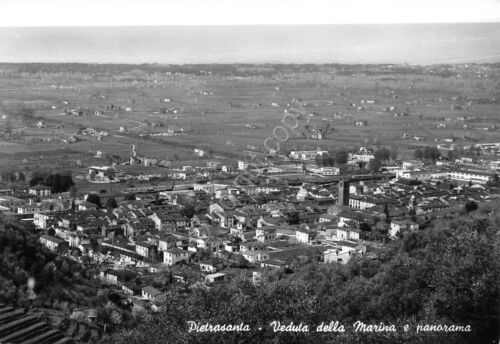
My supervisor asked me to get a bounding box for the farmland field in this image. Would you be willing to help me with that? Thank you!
[0,63,499,177]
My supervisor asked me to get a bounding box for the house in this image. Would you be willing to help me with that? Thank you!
[241,250,269,263]
[199,259,223,273]
[88,166,114,181]
[122,283,141,296]
[390,220,419,238]
[28,185,51,198]
[196,238,223,252]
[252,270,263,284]
[349,194,394,210]
[194,148,207,157]
[319,214,337,223]
[238,161,249,170]
[260,260,287,270]
[83,127,109,137]
[310,132,323,140]
[205,272,228,284]
[448,169,493,184]
[309,166,340,176]
[119,251,144,266]
[206,161,221,169]
[163,248,190,266]
[289,150,328,161]
[17,203,41,215]
[135,241,157,258]
[336,228,361,241]
[149,213,189,231]
[239,241,266,253]
[323,243,366,264]
[224,242,240,252]
[222,165,236,173]
[349,152,375,164]
[255,226,277,243]
[99,269,136,286]
[40,234,66,252]
[157,234,182,251]
[211,211,235,228]
[402,160,422,170]
[34,212,55,230]
[295,228,316,244]
[78,202,98,211]
[141,286,166,302]
[100,270,118,285]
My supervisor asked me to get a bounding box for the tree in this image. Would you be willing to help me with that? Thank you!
[180,205,195,219]
[447,149,457,161]
[368,158,382,173]
[334,149,348,165]
[422,146,441,161]
[383,203,390,222]
[17,172,26,182]
[359,222,371,232]
[105,197,118,210]
[374,147,391,162]
[90,238,100,253]
[69,185,77,210]
[287,212,300,225]
[124,193,136,201]
[31,173,75,193]
[464,200,478,214]
[86,194,102,208]
[29,176,45,187]
[390,149,398,161]
[316,153,335,167]
[104,168,116,181]
[414,148,423,160]
[487,173,499,187]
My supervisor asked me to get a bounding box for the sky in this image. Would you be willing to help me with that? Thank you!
[0,0,499,26]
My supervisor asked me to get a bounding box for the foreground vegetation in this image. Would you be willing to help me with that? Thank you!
[0,219,100,306]
[114,204,499,344]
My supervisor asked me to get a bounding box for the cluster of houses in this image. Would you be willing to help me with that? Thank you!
[0,144,498,312]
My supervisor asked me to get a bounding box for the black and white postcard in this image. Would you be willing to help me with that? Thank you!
[0,1,498,343]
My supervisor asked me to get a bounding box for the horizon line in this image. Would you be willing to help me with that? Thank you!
[0,61,498,66]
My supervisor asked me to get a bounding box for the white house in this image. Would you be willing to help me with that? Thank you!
[309,166,340,176]
[141,285,166,302]
[255,227,277,243]
[205,272,228,284]
[323,243,366,264]
[28,185,51,198]
[241,250,269,263]
[163,248,190,266]
[34,213,52,230]
[17,204,41,215]
[336,228,361,241]
[194,148,207,157]
[238,161,249,170]
[448,170,493,184]
[289,150,328,161]
[295,228,316,244]
[390,220,419,238]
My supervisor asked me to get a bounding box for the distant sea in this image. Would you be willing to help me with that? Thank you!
[0,24,499,65]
